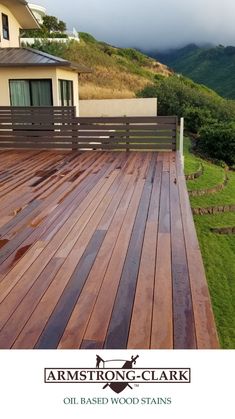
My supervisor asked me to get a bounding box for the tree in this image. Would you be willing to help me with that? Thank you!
[42,15,67,33]
[21,14,67,38]
[57,20,67,33]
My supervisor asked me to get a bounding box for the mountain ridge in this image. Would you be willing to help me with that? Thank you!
[146,43,235,99]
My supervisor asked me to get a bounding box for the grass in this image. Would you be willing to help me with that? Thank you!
[184,137,201,175]
[194,213,235,348]
[185,137,225,191]
[79,84,135,100]
[30,35,172,100]
[190,170,235,207]
[184,137,235,348]
[187,161,224,191]
[184,137,235,208]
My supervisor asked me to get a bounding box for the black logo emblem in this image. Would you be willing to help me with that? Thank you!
[96,354,139,394]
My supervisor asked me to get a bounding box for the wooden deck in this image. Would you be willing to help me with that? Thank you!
[0,150,219,349]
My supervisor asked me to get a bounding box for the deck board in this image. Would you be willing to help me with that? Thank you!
[0,150,219,349]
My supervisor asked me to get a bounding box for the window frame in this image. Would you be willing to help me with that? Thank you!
[59,79,74,107]
[2,13,10,40]
[9,79,53,106]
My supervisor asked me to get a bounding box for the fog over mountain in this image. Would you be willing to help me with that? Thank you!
[38,0,235,50]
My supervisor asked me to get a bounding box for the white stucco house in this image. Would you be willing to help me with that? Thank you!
[28,2,46,24]
[22,2,80,44]
[0,0,90,114]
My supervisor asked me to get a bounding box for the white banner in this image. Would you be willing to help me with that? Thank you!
[0,349,234,418]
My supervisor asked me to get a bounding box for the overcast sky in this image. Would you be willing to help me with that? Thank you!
[38,0,235,50]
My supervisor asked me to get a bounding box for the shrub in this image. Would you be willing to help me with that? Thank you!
[79,32,97,43]
[137,76,235,122]
[46,32,68,38]
[117,48,148,65]
[30,40,68,57]
[197,122,235,165]
[183,106,216,133]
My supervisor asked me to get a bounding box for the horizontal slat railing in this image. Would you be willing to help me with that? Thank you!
[0,108,177,151]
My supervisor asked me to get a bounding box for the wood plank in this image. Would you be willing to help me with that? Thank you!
[75,116,177,124]
[176,152,219,348]
[104,154,156,349]
[0,143,74,149]
[74,137,176,143]
[68,131,176,137]
[58,155,144,349]
[169,152,196,348]
[0,152,63,198]
[0,106,75,110]
[5,158,135,349]
[35,230,106,349]
[151,153,173,349]
[0,142,175,150]
[0,132,176,140]
[11,158,132,348]
[79,156,150,348]
[76,124,177,131]
[0,161,72,217]
[78,144,175,150]
[0,157,121,302]
[0,154,113,279]
[0,157,124,347]
[127,158,162,349]
[33,158,135,349]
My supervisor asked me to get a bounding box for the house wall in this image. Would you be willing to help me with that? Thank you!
[0,67,80,115]
[0,3,21,47]
[79,98,158,117]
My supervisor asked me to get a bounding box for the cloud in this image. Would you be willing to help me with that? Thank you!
[38,0,235,49]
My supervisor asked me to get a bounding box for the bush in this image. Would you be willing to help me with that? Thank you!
[183,106,216,133]
[30,40,68,57]
[46,32,68,38]
[137,76,235,122]
[79,32,97,43]
[197,122,235,165]
[117,48,148,65]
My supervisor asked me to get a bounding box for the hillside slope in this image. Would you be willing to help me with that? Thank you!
[31,33,172,99]
[149,44,235,100]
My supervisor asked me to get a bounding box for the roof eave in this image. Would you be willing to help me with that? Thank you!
[18,3,40,29]
[0,63,92,73]
[1,0,40,29]
[0,63,68,67]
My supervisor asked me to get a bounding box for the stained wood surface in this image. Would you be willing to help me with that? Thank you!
[0,150,219,349]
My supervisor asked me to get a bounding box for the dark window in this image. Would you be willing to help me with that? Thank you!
[59,80,74,106]
[9,79,53,106]
[2,13,9,40]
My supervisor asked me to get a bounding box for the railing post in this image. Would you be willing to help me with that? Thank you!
[179,117,184,168]
[72,119,78,151]
[126,121,130,152]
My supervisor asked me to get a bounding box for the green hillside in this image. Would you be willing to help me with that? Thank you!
[29,34,235,127]
[29,33,172,99]
[151,44,235,100]
[30,34,235,129]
